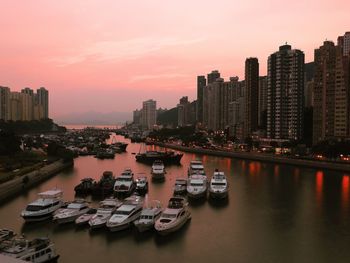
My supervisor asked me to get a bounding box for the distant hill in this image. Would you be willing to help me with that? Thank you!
[157,107,178,127]
[55,111,132,125]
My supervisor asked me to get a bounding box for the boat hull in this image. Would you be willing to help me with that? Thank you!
[209,189,228,199]
[155,213,191,235]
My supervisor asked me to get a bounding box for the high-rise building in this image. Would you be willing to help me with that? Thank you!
[0,86,11,121]
[10,92,22,121]
[141,99,157,130]
[313,38,350,144]
[338,32,350,56]
[244,58,259,138]
[196,75,206,123]
[37,87,49,119]
[267,44,305,140]
[207,70,220,84]
[258,76,268,128]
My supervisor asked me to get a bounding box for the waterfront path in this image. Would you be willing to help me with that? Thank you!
[156,142,350,173]
[0,160,73,204]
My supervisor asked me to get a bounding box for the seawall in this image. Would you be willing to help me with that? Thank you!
[155,143,350,173]
[0,160,73,204]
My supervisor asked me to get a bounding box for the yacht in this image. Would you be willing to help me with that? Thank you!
[188,160,205,176]
[1,237,59,263]
[135,175,148,195]
[173,178,187,195]
[21,190,64,222]
[151,160,165,180]
[209,170,229,199]
[136,151,183,164]
[154,196,191,235]
[134,200,162,232]
[113,169,136,196]
[74,178,95,195]
[187,175,208,199]
[53,199,90,224]
[106,196,143,232]
[75,208,97,226]
[88,198,122,229]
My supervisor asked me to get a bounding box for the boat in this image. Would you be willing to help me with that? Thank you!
[209,170,229,199]
[135,151,183,165]
[113,169,136,196]
[75,208,97,226]
[154,196,191,235]
[173,178,187,195]
[0,237,59,263]
[53,199,90,224]
[88,198,121,229]
[95,149,115,159]
[151,160,165,181]
[135,175,148,195]
[106,196,144,232]
[110,141,128,152]
[0,229,15,242]
[74,178,95,195]
[188,160,205,176]
[20,190,64,222]
[91,171,115,197]
[134,200,162,232]
[187,175,208,199]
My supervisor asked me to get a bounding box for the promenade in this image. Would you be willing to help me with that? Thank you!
[156,142,350,173]
[0,160,73,204]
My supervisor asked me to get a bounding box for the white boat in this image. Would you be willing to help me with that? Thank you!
[21,190,64,222]
[1,237,59,263]
[135,175,148,195]
[173,178,187,195]
[187,160,205,176]
[113,169,136,196]
[75,208,97,226]
[187,175,208,199]
[53,199,90,224]
[151,160,165,180]
[209,170,229,199]
[88,198,122,229]
[106,196,144,232]
[155,196,191,235]
[134,200,162,232]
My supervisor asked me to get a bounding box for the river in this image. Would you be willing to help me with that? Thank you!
[0,135,350,263]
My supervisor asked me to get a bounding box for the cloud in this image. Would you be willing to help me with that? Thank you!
[49,36,205,66]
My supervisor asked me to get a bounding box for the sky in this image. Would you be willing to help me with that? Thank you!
[0,0,349,119]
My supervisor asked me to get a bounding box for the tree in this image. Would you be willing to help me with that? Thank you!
[0,130,21,155]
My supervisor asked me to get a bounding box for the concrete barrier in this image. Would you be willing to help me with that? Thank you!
[155,143,350,173]
[0,160,73,204]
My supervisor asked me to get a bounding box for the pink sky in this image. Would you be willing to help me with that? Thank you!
[0,0,349,119]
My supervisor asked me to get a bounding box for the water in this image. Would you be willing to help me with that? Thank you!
[1,136,350,263]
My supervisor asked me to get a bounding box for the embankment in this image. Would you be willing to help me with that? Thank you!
[0,160,73,204]
[156,143,350,173]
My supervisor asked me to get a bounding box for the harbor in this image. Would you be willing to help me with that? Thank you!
[0,135,350,263]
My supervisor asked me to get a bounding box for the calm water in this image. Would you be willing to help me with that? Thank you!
[1,136,350,263]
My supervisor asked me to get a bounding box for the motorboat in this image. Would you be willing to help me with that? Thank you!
[209,170,229,199]
[134,200,162,232]
[135,175,148,195]
[188,160,205,176]
[154,196,191,235]
[173,178,187,195]
[0,229,15,242]
[75,208,97,226]
[91,171,115,197]
[113,169,136,196]
[53,199,90,224]
[106,196,143,232]
[21,189,64,222]
[74,178,95,195]
[135,151,183,164]
[88,198,122,229]
[187,175,208,199]
[151,160,165,181]
[0,237,59,263]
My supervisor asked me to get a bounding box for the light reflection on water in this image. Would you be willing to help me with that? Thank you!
[0,135,350,263]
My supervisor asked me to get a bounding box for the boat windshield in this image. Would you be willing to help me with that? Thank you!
[26,205,44,211]
[115,210,132,215]
[140,215,153,219]
[162,213,177,218]
[211,182,226,186]
[116,177,131,182]
[190,183,203,187]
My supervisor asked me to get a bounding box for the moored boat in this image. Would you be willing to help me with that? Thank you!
[74,178,95,195]
[88,198,121,229]
[187,175,208,199]
[209,170,229,199]
[134,200,162,232]
[92,171,115,197]
[188,160,205,176]
[21,190,64,222]
[75,208,97,226]
[154,196,191,235]
[135,175,148,195]
[173,178,187,195]
[135,151,183,165]
[113,169,136,196]
[151,160,165,181]
[53,199,90,224]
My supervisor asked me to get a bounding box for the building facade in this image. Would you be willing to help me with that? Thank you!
[141,99,157,130]
[196,75,206,123]
[267,44,305,140]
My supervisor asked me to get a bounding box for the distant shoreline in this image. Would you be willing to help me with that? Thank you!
[155,142,350,173]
